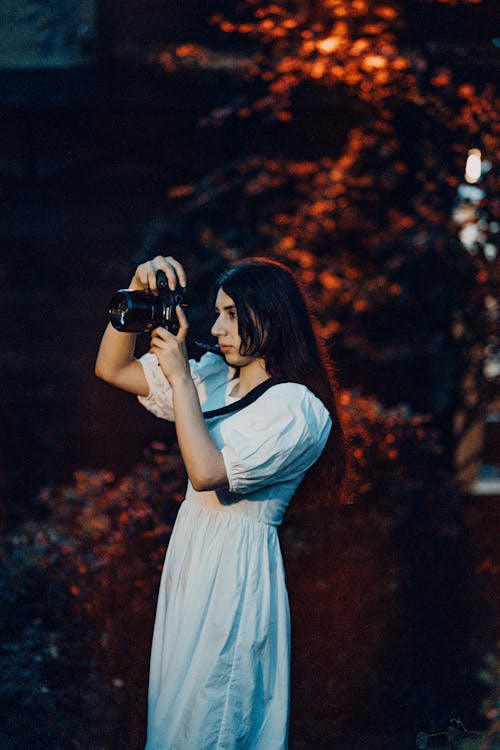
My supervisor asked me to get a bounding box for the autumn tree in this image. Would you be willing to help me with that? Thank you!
[145,0,499,491]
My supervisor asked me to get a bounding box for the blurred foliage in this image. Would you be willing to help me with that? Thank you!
[478,647,500,750]
[2,446,185,622]
[0,446,186,748]
[144,0,499,473]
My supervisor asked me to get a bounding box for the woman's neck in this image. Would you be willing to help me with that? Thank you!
[232,358,270,397]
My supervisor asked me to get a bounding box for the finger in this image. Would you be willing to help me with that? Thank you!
[152,255,178,291]
[150,349,165,369]
[163,256,187,289]
[136,263,150,288]
[175,305,189,341]
[150,344,169,360]
[149,337,161,352]
[146,261,158,292]
[151,326,174,344]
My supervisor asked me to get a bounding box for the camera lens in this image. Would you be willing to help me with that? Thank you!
[109,290,156,332]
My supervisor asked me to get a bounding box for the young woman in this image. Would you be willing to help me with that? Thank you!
[95,255,346,750]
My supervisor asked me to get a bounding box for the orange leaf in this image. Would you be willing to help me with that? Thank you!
[316,37,341,55]
[168,184,194,199]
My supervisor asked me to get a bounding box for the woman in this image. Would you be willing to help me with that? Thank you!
[95,255,346,750]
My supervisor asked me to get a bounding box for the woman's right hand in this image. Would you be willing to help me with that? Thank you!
[95,255,187,396]
[129,255,187,293]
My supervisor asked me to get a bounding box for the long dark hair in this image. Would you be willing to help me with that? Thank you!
[216,257,347,506]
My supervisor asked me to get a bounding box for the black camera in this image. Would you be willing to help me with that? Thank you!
[109,270,185,333]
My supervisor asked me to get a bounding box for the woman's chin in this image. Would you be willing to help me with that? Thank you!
[221,351,238,366]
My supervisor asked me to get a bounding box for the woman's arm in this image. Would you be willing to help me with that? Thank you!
[95,323,148,395]
[95,255,187,396]
[96,254,226,489]
[171,374,228,491]
[150,311,228,492]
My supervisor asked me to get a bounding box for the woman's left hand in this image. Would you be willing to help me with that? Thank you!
[150,305,190,385]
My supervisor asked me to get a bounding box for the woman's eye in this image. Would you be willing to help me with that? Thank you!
[229,311,238,319]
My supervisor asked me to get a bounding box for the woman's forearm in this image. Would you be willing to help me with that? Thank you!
[95,323,148,395]
[96,323,136,375]
[171,375,228,492]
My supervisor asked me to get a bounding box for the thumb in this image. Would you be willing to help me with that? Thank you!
[176,305,188,341]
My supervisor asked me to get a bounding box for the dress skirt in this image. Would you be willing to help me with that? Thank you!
[145,497,291,750]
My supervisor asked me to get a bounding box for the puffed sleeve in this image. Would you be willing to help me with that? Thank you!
[220,383,332,494]
[137,351,234,421]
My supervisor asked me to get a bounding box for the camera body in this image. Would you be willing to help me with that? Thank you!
[109,271,185,333]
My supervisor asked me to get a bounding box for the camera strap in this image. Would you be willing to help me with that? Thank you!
[202,377,289,420]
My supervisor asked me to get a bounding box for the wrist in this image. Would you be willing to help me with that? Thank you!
[169,371,194,390]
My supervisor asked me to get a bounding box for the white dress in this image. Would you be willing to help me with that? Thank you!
[137,352,332,750]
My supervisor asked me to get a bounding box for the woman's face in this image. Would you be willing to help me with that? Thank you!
[211,288,259,368]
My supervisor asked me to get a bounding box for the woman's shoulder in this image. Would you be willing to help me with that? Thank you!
[218,379,332,495]
[246,380,332,432]
[266,380,329,411]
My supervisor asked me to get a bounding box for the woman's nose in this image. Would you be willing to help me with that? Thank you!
[211,315,225,337]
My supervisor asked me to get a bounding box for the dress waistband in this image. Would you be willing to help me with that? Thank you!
[182,495,281,528]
